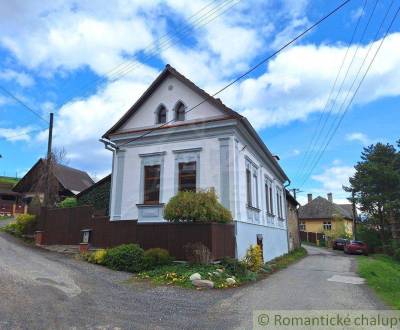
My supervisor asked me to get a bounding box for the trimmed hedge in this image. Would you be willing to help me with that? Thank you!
[103,244,144,273]
[164,190,232,223]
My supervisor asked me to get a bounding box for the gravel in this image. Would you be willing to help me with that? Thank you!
[0,233,386,330]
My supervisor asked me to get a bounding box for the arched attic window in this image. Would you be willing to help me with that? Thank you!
[175,101,186,122]
[156,105,167,124]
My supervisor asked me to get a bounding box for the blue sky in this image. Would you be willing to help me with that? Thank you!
[0,0,399,204]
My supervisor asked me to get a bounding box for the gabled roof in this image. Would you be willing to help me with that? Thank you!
[53,163,94,193]
[103,64,242,138]
[298,196,353,220]
[13,159,94,195]
[103,64,289,181]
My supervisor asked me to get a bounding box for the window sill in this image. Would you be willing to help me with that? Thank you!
[246,205,261,212]
[136,203,165,207]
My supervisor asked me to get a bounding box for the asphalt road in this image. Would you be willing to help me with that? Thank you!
[0,232,386,330]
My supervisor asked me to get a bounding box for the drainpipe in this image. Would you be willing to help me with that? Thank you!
[99,138,118,217]
[284,179,291,252]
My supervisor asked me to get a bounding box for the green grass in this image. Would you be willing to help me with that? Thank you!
[136,263,256,289]
[267,247,308,271]
[0,176,19,186]
[135,247,308,290]
[358,254,400,309]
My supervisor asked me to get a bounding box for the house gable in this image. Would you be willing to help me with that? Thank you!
[104,65,239,138]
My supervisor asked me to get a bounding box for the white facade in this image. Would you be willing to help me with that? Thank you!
[104,66,289,261]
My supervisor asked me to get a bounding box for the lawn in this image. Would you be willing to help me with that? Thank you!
[358,254,400,309]
[0,176,19,186]
[136,247,307,289]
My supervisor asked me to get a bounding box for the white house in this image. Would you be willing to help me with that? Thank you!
[101,65,290,261]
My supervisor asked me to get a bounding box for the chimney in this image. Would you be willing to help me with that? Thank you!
[327,193,333,203]
[307,193,312,203]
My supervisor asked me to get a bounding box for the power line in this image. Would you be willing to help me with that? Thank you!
[0,128,44,141]
[294,0,368,182]
[107,0,238,82]
[297,0,379,185]
[299,3,399,188]
[117,0,351,148]
[100,0,219,79]
[60,0,240,103]
[0,85,49,125]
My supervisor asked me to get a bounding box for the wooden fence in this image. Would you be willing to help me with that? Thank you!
[37,206,235,260]
[300,231,325,244]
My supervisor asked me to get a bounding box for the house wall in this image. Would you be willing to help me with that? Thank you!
[287,202,300,251]
[236,221,288,261]
[110,136,222,221]
[301,218,353,235]
[107,69,290,260]
[120,75,226,132]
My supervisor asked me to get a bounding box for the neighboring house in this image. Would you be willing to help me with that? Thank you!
[298,193,354,236]
[101,64,290,261]
[77,174,111,215]
[13,159,94,204]
[286,189,300,251]
[0,178,27,216]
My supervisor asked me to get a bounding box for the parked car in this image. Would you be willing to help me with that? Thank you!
[332,238,349,250]
[344,240,368,255]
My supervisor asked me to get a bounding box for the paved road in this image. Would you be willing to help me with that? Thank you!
[0,232,386,330]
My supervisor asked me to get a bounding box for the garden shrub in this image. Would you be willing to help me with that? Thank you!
[59,197,78,208]
[143,248,173,269]
[221,257,248,276]
[243,245,263,272]
[184,242,211,264]
[3,213,37,237]
[164,190,232,223]
[103,244,144,273]
[89,249,108,265]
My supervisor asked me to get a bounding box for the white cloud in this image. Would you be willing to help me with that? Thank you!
[35,64,159,172]
[311,163,355,196]
[229,33,400,130]
[346,132,371,145]
[0,69,34,87]
[0,1,155,75]
[0,126,35,142]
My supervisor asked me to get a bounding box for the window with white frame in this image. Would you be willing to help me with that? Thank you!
[156,105,167,124]
[323,221,332,230]
[139,152,165,205]
[276,188,284,219]
[175,101,185,121]
[264,178,273,215]
[245,158,259,208]
[173,148,201,194]
[299,221,306,231]
[246,168,252,206]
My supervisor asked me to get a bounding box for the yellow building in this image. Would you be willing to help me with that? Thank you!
[298,193,354,237]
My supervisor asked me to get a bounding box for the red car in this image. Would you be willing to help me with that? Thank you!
[344,240,368,256]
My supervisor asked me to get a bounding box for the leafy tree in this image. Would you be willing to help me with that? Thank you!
[323,215,351,243]
[344,142,400,248]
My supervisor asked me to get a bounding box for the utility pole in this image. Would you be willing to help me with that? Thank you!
[44,113,54,207]
[290,188,301,200]
[351,190,357,240]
